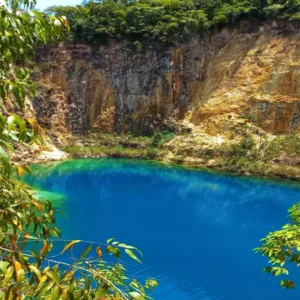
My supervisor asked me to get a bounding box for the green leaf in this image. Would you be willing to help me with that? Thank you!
[79,244,92,261]
[31,10,44,21]
[30,250,41,267]
[0,290,5,300]
[0,145,11,173]
[129,291,145,300]
[113,247,121,258]
[51,286,61,300]
[38,281,55,298]
[0,114,6,133]
[125,249,142,263]
[46,271,61,284]
[0,261,9,273]
[0,86,6,100]
[95,286,108,297]
[118,243,143,256]
[29,265,41,281]
[7,115,27,141]
[106,245,114,254]
[2,265,14,287]
[107,238,114,243]
[11,86,23,108]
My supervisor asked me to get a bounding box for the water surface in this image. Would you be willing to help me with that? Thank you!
[24,159,300,300]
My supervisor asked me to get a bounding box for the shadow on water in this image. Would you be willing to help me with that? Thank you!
[24,159,300,300]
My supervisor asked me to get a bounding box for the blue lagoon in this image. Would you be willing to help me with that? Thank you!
[24,159,300,300]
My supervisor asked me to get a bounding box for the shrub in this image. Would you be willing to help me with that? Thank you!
[133,40,143,51]
[231,134,256,158]
[152,132,163,147]
[265,134,300,159]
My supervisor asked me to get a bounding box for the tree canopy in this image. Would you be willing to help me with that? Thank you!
[46,0,300,45]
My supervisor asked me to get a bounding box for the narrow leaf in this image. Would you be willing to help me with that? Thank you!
[129,292,145,300]
[125,249,142,263]
[79,244,92,261]
[60,240,81,255]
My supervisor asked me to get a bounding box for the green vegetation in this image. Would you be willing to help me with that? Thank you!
[219,133,300,179]
[47,0,300,45]
[64,132,175,159]
[0,0,157,298]
[2,0,300,296]
[151,131,175,147]
[65,144,159,159]
[255,202,300,289]
[64,131,300,180]
[265,133,300,160]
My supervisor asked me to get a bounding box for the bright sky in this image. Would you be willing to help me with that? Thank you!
[36,0,81,10]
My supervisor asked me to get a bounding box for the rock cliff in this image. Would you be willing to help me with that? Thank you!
[32,20,300,145]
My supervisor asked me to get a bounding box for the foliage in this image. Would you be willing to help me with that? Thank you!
[65,143,159,159]
[0,0,67,172]
[230,134,257,158]
[151,132,163,147]
[221,133,260,170]
[152,131,175,147]
[0,0,69,166]
[264,134,300,159]
[0,0,68,170]
[0,175,158,298]
[46,0,208,44]
[63,132,176,159]
[0,0,157,298]
[46,0,300,45]
[226,132,300,163]
[0,0,68,110]
[254,202,300,290]
[218,131,300,179]
[0,192,157,298]
[66,131,300,179]
[133,40,144,51]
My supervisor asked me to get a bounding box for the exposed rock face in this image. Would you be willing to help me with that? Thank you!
[33,20,300,142]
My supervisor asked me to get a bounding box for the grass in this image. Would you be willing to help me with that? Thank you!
[63,132,175,160]
[65,145,158,159]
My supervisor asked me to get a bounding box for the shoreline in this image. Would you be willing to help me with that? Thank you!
[20,136,300,182]
[49,150,300,182]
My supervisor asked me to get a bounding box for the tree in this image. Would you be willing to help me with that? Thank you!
[47,0,300,46]
[255,202,300,290]
[0,0,157,298]
[0,0,67,171]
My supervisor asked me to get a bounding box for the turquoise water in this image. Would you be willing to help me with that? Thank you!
[24,159,300,300]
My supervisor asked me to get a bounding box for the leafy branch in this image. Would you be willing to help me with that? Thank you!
[255,202,300,289]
